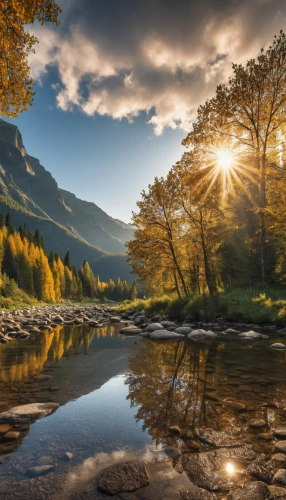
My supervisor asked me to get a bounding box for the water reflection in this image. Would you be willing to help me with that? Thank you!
[126,336,286,452]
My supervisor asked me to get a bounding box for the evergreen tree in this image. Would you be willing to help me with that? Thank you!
[64,251,72,270]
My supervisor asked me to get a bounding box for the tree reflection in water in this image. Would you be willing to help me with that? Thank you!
[126,340,218,444]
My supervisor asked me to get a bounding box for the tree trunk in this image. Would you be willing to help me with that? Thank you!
[169,241,189,297]
[259,153,268,283]
[174,271,182,299]
[200,224,216,296]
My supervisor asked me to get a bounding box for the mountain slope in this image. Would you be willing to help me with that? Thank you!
[0,119,134,280]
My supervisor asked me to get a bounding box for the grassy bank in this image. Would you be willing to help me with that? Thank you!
[118,288,286,326]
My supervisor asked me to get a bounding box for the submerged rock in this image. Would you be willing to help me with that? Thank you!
[275,441,286,454]
[98,460,149,495]
[0,403,59,424]
[196,428,241,448]
[268,485,286,498]
[25,465,55,477]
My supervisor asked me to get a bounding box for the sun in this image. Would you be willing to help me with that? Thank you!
[216,149,234,172]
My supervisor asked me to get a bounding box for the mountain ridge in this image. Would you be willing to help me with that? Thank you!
[0,119,134,281]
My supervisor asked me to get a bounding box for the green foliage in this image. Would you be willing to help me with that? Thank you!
[119,288,286,326]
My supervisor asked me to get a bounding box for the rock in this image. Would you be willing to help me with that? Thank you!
[110,316,122,323]
[249,419,267,429]
[0,424,11,434]
[175,327,192,335]
[271,454,286,464]
[270,344,286,350]
[0,403,59,424]
[98,460,149,495]
[223,328,240,334]
[25,465,55,477]
[274,470,286,486]
[196,428,240,448]
[63,451,73,461]
[168,426,181,435]
[181,452,233,491]
[227,481,270,500]
[119,327,142,335]
[268,485,286,499]
[275,441,286,454]
[139,332,150,338]
[134,316,147,326]
[149,330,184,340]
[247,460,276,483]
[224,401,246,412]
[145,323,164,332]
[238,331,268,339]
[188,329,217,340]
[161,321,177,328]
[2,431,20,441]
[274,429,286,439]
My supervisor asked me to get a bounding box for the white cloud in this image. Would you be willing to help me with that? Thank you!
[29,0,286,135]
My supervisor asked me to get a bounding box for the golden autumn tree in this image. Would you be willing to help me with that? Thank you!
[0,0,61,117]
[183,32,286,283]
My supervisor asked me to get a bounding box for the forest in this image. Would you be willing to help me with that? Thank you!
[0,213,137,307]
[127,32,286,302]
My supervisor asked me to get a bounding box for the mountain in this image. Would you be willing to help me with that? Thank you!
[0,119,134,281]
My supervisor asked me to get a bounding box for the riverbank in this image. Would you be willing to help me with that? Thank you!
[0,304,118,344]
[119,288,286,326]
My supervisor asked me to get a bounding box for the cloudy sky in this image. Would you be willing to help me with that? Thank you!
[10,0,285,221]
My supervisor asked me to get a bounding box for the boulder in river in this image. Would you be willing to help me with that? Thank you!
[273,469,286,486]
[149,330,184,340]
[0,403,59,424]
[175,326,192,335]
[98,460,149,495]
[270,343,286,350]
[188,329,217,340]
[238,331,268,339]
[119,327,142,335]
[145,323,164,332]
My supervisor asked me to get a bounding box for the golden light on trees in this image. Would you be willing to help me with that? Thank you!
[216,149,234,172]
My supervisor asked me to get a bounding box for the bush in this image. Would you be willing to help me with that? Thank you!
[118,288,286,326]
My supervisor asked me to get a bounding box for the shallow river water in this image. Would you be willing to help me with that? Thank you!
[0,324,286,499]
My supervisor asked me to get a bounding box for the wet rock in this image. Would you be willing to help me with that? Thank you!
[274,441,286,454]
[274,429,286,439]
[175,327,192,335]
[271,454,286,464]
[238,331,268,339]
[226,481,270,500]
[63,451,74,461]
[196,428,241,448]
[271,344,286,350]
[120,327,142,335]
[0,402,59,424]
[274,470,286,486]
[223,329,240,334]
[181,451,234,491]
[149,330,184,340]
[25,465,55,477]
[250,419,267,429]
[2,431,20,441]
[268,485,286,499]
[247,460,276,483]
[110,316,122,323]
[224,401,246,412]
[0,424,11,434]
[145,323,164,332]
[98,461,149,495]
[188,330,217,340]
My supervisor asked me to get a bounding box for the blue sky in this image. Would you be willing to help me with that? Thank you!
[9,80,185,223]
[8,0,285,222]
